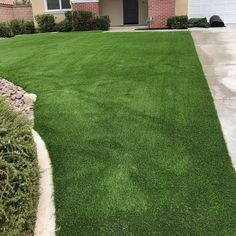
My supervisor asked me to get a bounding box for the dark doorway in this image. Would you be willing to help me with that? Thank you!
[123,0,139,24]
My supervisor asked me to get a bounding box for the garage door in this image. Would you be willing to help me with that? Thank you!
[189,0,236,23]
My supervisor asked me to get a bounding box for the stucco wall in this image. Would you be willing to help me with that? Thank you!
[31,0,65,24]
[100,0,123,26]
[175,0,188,15]
[100,0,148,26]
[139,0,148,25]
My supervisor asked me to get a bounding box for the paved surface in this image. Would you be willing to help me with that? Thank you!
[33,130,55,236]
[191,24,236,169]
[108,26,188,32]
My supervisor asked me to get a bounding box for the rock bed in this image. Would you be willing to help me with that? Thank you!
[0,78,36,122]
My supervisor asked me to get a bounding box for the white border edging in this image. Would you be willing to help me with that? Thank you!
[33,130,56,236]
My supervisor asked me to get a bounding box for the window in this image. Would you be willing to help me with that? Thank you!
[46,0,71,11]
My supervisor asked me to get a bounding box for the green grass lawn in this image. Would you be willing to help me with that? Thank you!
[1,31,236,235]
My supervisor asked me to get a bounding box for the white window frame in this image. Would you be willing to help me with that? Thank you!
[44,0,72,12]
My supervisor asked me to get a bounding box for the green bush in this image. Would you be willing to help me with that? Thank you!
[0,22,13,38]
[35,14,55,32]
[24,21,36,34]
[56,19,72,32]
[0,97,39,235]
[92,16,110,31]
[167,15,188,29]
[65,11,73,24]
[10,19,26,35]
[9,19,35,35]
[72,10,93,31]
[188,18,209,28]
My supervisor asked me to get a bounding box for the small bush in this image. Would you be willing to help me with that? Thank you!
[24,21,36,34]
[92,16,110,31]
[56,19,72,32]
[0,22,13,38]
[72,10,93,31]
[0,97,39,235]
[10,19,26,35]
[167,15,188,29]
[35,14,55,32]
[188,18,209,28]
[10,19,35,35]
[65,11,73,24]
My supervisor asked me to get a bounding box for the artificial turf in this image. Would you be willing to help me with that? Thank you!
[1,31,236,235]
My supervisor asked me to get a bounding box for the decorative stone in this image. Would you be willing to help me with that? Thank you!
[15,92,23,99]
[0,78,36,123]
[23,93,37,105]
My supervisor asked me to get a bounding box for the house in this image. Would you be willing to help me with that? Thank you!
[0,0,33,22]
[31,0,236,28]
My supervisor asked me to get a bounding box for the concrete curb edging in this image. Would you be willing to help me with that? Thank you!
[33,130,56,236]
[191,25,236,170]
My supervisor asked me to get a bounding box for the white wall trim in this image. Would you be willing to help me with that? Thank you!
[44,0,72,12]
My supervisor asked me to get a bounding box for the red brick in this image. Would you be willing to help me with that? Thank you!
[148,0,175,28]
[0,4,33,22]
[72,2,99,16]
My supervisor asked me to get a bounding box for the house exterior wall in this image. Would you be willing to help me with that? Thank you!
[100,0,123,26]
[139,0,148,25]
[31,0,189,28]
[100,0,147,26]
[71,1,99,16]
[31,0,66,24]
[0,3,33,22]
[13,5,33,21]
[175,0,188,15]
[0,4,14,22]
[148,0,175,28]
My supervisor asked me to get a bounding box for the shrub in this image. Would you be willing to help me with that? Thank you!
[0,22,13,37]
[188,18,209,28]
[9,19,35,35]
[65,11,73,24]
[72,10,93,31]
[35,14,55,32]
[167,15,188,29]
[24,21,36,34]
[92,16,110,31]
[0,97,39,235]
[56,19,72,32]
[10,19,26,35]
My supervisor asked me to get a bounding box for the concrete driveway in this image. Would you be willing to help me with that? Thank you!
[191,24,236,169]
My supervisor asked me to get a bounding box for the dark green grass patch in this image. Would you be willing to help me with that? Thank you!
[0,32,236,235]
[0,97,39,235]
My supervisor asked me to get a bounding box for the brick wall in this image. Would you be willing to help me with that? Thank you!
[0,4,33,22]
[13,5,33,21]
[0,4,14,22]
[148,0,175,28]
[72,2,99,16]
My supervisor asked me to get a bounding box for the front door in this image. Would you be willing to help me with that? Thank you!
[123,0,139,24]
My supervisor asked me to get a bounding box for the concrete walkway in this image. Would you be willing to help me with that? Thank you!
[191,24,236,169]
[107,26,188,32]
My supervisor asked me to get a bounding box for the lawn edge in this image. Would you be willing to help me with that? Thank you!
[33,129,56,236]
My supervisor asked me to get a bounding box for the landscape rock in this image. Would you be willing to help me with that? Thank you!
[0,78,36,123]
